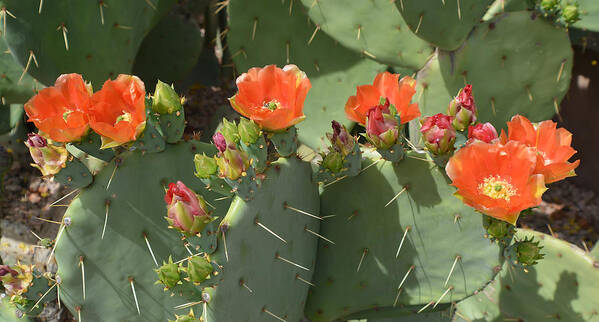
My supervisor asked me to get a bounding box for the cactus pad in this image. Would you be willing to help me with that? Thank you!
[0,40,39,105]
[576,0,599,32]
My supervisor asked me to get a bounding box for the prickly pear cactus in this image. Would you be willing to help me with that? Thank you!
[397,0,494,50]
[455,229,599,321]
[0,39,40,104]
[1,0,176,86]
[227,0,386,149]
[304,151,505,321]
[299,0,433,69]
[54,142,231,321]
[438,11,573,128]
[201,157,321,321]
[575,0,599,31]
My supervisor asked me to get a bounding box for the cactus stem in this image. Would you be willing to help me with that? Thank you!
[417,301,434,314]
[47,224,65,264]
[490,97,496,116]
[106,164,118,191]
[252,18,258,40]
[308,25,320,45]
[256,219,287,244]
[98,1,106,25]
[79,256,86,301]
[49,189,79,207]
[276,253,310,271]
[38,0,43,14]
[286,41,290,64]
[76,306,82,322]
[295,274,315,287]
[557,60,565,82]
[173,301,203,310]
[101,200,110,240]
[284,202,323,220]
[19,50,38,84]
[362,50,376,59]
[526,86,533,102]
[457,0,462,20]
[433,286,454,308]
[356,25,361,40]
[29,281,57,312]
[395,226,411,258]
[222,231,229,262]
[240,279,254,293]
[305,226,335,245]
[356,248,368,272]
[385,186,408,208]
[415,15,423,34]
[444,255,461,287]
[143,0,157,11]
[143,233,159,267]
[129,277,141,315]
[56,24,69,51]
[553,98,563,122]
[393,288,403,307]
[263,307,287,322]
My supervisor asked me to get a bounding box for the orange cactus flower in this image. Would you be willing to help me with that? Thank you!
[345,72,420,125]
[503,115,580,184]
[229,64,311,131]
[446,140,547,225]
[89,75,146,149]
[24,73,92,142]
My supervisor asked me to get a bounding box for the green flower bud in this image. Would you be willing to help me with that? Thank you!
[194,153,218,179]
[220,119,240,144]
[322,151,344,173]
[515,237,544,266]
[185,256,213,284]
[152,80,182,114]
[562,4,580,25]
[154,256,181,289]
[541,0,559,11]
[238,118,261,145]
[170,309,200,322]
[216,147,250,180]
[483,215,513,240]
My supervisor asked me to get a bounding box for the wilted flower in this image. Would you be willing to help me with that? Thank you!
[229,64,311,131]
[345,72,420,126]
[420,113,456,154]
[446,140,547,225]
[468,122,498,143]
[448,84,477,131]
[89,75,146,148]
[25,133,68,177]
[164,181,212,236]
[0,263,33,297]
[24,73,92,142]
[326,120,355,156]
[502,115,579,184]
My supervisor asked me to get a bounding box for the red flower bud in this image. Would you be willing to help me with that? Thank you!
[420,113,456,154]
[468,123,498,143]
[365,100,399,149]
[448,84,477,131]
[164,181,212,236]
[213,132,227,153]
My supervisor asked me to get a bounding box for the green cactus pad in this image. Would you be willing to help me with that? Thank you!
[15,272,57,317]
[0,39,40,105]
[133,12,204,90]
[455,229,599,321]
[590,242,599,260]
[299,0,433,69]
[157,111,185,144]
[132,113,166,154]
[227,0,386,150]
[202,157,320,322]
[305,152,504,321]
[576,0,599,32]
[54,156,93,190]
[397,0,494,50]
[270,126,298,157]
[54,142,231,321]
[69,132,115,163]
[1,0,175,86]
[240,136,268,173]
[438,11,573,129]
[346,303,452,321]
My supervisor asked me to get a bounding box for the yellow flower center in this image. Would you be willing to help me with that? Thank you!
[262,100,281,111]
[478,175,517,201]
[115,111,132,125]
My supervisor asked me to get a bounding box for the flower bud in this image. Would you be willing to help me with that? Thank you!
[194,153,218,179]
[212,132,227,153]
[220,119,240,144]
[420,113,456,155]
[448,85,477,131]
[152,80,182,114]
[155,256,181,289]
[322,151,344,173]
[238,118,261,145]
[541,0,559,11]
[468,122,498,143]
[25,133,68,177]
[185,256,213,284]
[562,4,580,25]
[365,100,399,149]
[326,120,355,156]
[216,147,250,180]
[0,263,33,297]
[164,181,213,236]
[514,237,544,266]
[171,310,200,322]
